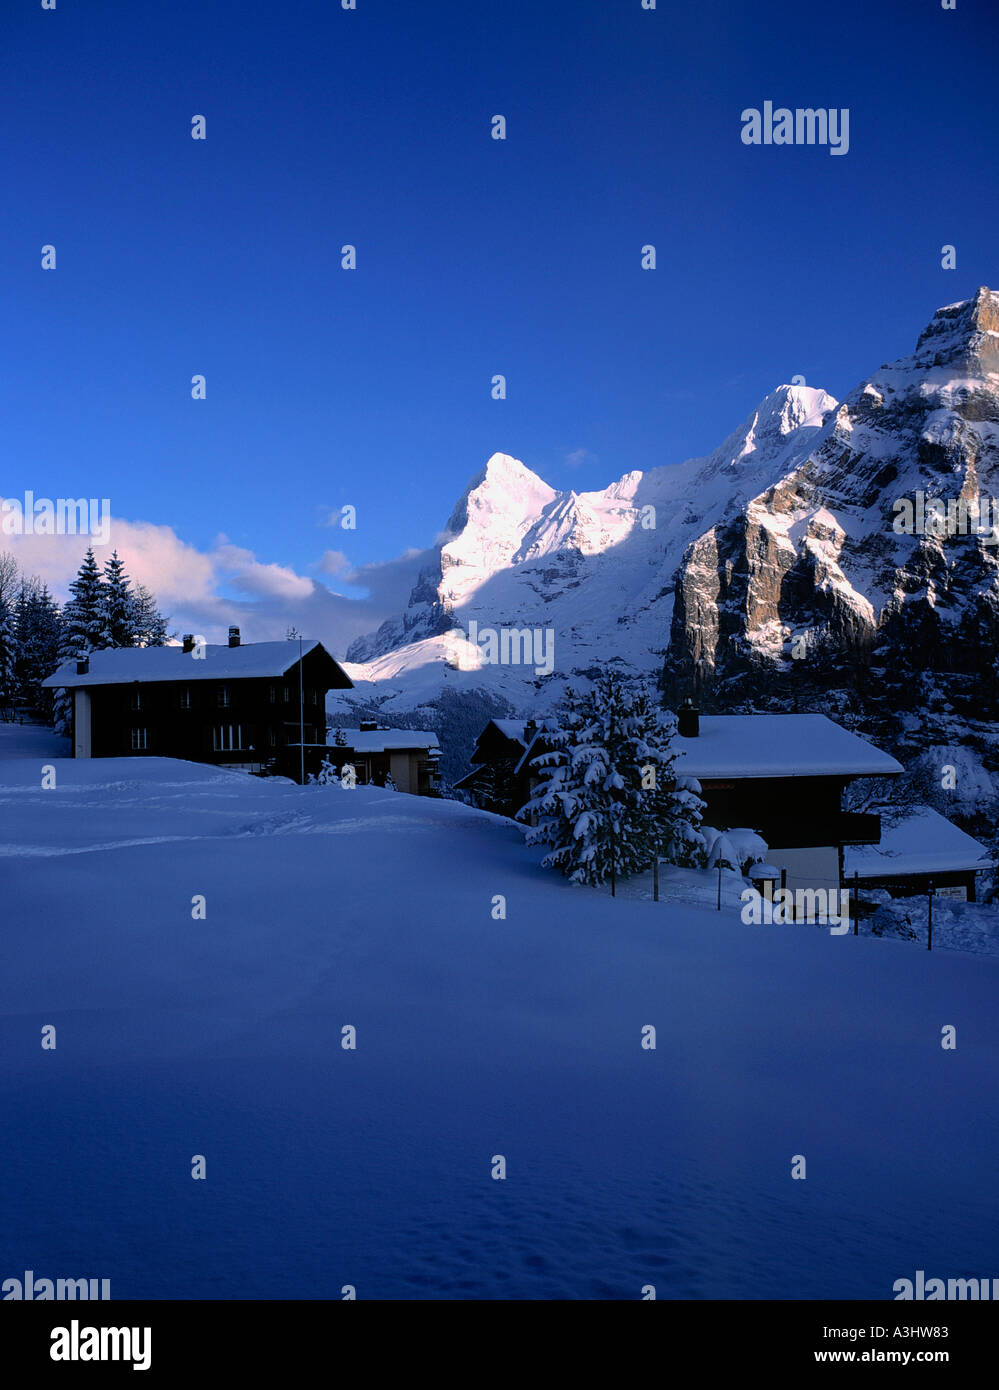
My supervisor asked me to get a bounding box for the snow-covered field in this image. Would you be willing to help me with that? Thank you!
[2,733,997,1300]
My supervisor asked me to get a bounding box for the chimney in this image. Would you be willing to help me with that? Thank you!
[182,634,195,654]
[677,697,699,738]
[76,656,89,675]
[228,626,240,648]
[359,718,378,732]
[524,718,537,743]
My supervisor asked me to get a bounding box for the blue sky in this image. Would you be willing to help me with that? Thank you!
[3,0,997,646]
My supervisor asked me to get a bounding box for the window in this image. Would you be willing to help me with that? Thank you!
[130,689,142,710]
[217,685,230,707]
[213,725,243,752]
[131,728,148,751]
[308,688,317,705]
[178,687,191,709]
[268,728,276,747]
[282,686,290,703]
[269,685,276,703]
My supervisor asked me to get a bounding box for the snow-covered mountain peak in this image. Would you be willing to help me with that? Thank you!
[912,285,999,375]
[740,384,838,453]
[770,383,839,435]
[468,451,552,501]
[438,455,558,607]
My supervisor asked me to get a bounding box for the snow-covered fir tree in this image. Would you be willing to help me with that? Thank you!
[131,583,169,647]
[0,553,18,713]
[101,551,137,648]
[53,548,106,734]
[517,675,706,886]
[13,577,62,712]
[61,548,106,657]
[51,549,169,732]
[310,755,343,786]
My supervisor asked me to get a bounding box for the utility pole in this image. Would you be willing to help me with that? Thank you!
[299,634,305,787]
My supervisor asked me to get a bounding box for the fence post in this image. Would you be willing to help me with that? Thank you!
[927,880,934,951]
[716,857,722,911]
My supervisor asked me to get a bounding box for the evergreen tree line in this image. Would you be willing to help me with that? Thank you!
[0,546,169,721]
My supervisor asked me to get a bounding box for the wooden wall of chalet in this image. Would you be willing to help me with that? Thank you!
[82,647,334,765]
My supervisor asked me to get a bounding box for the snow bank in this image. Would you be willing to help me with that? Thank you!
[1,748,997,1299]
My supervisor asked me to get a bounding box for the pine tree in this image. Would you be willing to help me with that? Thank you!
[518,675,707,886]
[101,550,137,648]
[13,577,62,712]
[0,553,20,714]
[53,548,105,735]
[61,548,106,656]
[131,584,169,647]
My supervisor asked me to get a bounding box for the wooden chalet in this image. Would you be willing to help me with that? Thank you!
[844,808,992,903]
[453,719,533,814]
[463,702,915,898]
[42,628,353,778]
[323,722,442,794]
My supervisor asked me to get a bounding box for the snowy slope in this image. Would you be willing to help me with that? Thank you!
[2,745,997,1299]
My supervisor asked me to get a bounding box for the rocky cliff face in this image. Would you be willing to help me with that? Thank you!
[661,287,999,840]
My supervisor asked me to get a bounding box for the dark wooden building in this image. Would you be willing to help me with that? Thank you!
[844,808,992,903]
[43,628,352,778]
[464,705,906,897]
[274,723,442,794]
[453,719,532,814]
[668,707,901,894]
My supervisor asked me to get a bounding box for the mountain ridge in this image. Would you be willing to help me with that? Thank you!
[334,287,999,842]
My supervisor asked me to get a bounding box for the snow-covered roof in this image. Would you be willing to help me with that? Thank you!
[329,728,440,754]
[675,714,903,780]
[845,808,993,879]
[490,720,528,742]
[42,641,352,688]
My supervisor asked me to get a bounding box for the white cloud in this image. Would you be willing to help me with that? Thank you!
[0,503,433,660]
